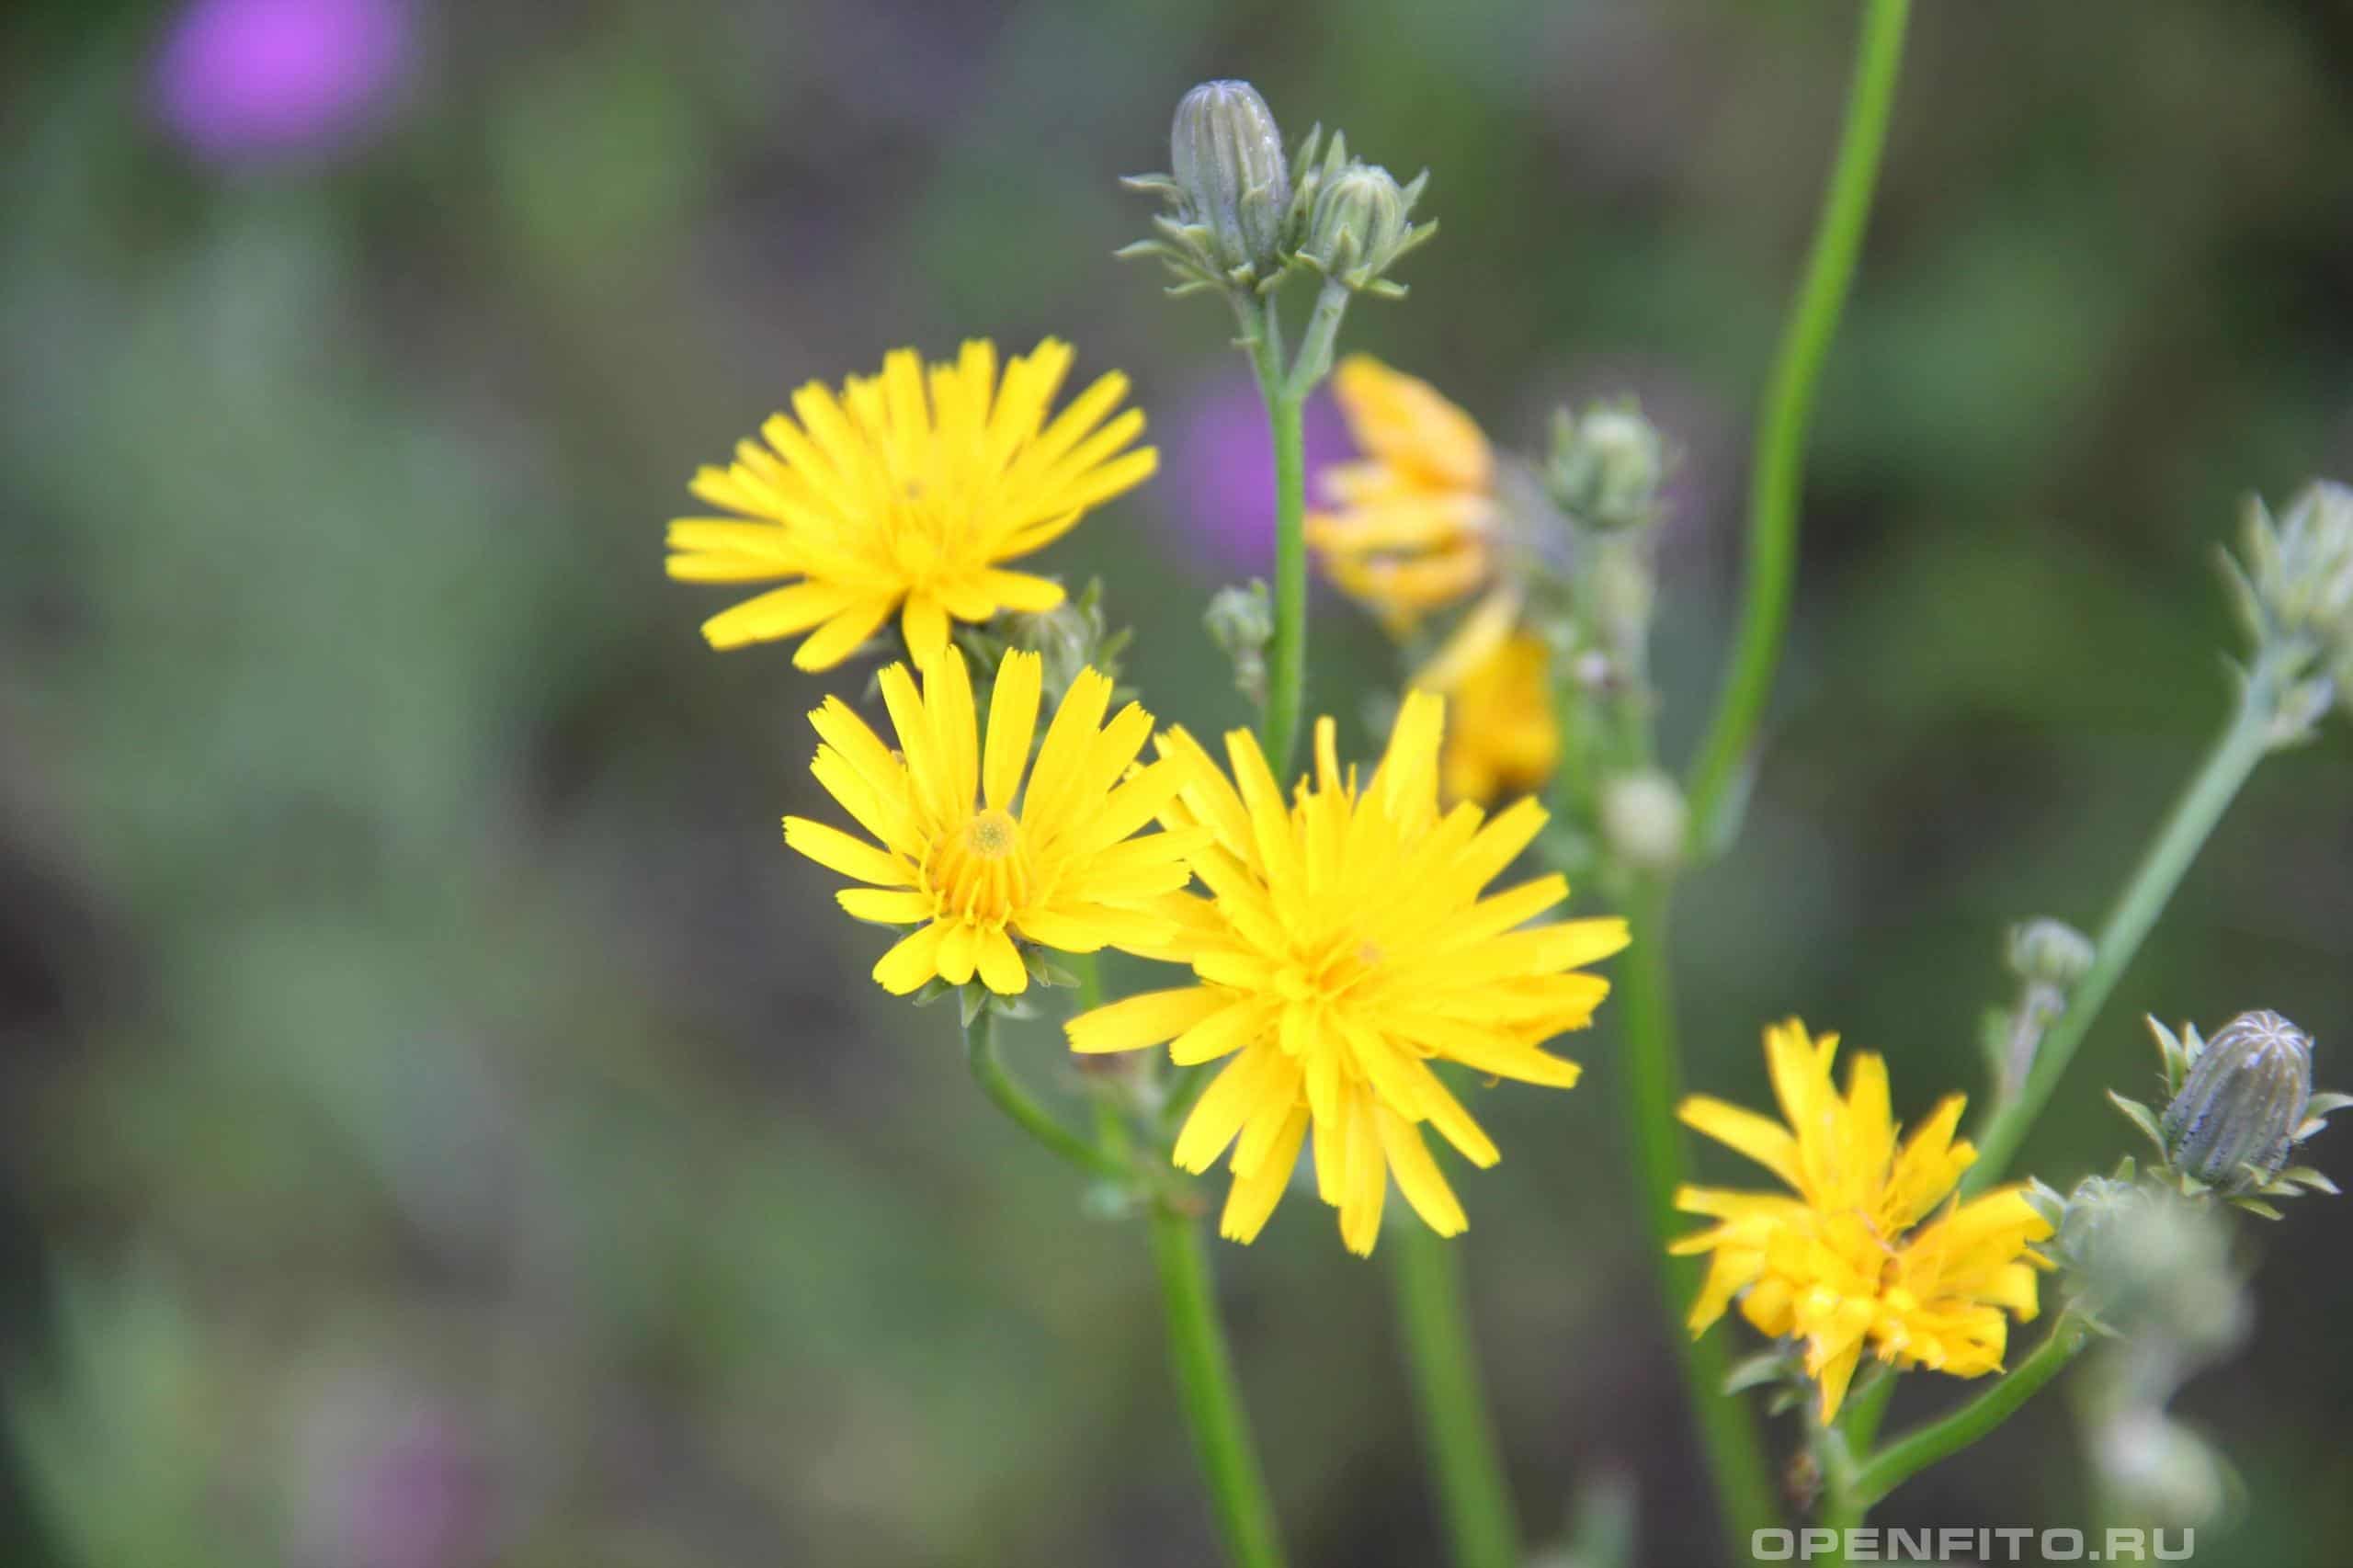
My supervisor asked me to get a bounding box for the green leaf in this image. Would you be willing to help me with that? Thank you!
[2277,1165,2338,1195]
[1722,1351,1790,1397]
[2108,1091,2166,1153]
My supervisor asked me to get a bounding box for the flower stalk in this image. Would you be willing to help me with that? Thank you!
[965,1009,1130,1183]
[1387,1223,1521,1568]
[1617,878,1784,1554]
[1148,1201,1292,1568]
[1231,283,1324,777]
[1963,644,2294,1194]
[1683,0,1914,849]
[1845,1316,2092,1508]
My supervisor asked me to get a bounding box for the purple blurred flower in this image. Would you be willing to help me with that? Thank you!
[1159,370,1352,579]
[336,1409,493,1568]
[153,0,411,163]
[294,1379,496,1568]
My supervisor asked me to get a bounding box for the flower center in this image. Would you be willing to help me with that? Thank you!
[1273,931,1385,1009]
[966,808,1018,859]
[925,808,1029,926]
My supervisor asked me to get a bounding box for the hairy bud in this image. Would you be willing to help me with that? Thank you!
[1170,82,1289,281]
[1120,80,1292,294]
[1548,403,1669,532]
[1295,160,1435,299]
[2160,1009,2313,1194]
[2006,917,2094,989]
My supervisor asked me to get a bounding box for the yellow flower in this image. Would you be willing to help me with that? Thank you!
[667,339,1157,671]
[783,647,1200,995]
[1066,691,1629,1255]
[1431,632,1560,805]
[1308,355,1501,630]
[1674,1020,2056,1421]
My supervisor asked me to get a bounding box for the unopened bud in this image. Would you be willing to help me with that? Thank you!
[2006,917,2095,989]
[2160,1009,2313,1193]
[1296,160,1434,299]
[1549,404,1669,532]
[1120,81,1291,294]
[2226,481,2353,677]
[2055,1177,2246,1354]
[1599,769,1687,871]
[1170,81,1289,282]
[1205,581,1275,707]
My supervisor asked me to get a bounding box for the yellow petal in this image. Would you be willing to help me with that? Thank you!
[1065,987,1223,1054]
[974,926,1028,995]
[783,817,913,887]
[982,650,1043,812]
[1220,1105,1308,1245]
[1378,1108,1467,1238]
[1678,1096,1802,1190]
[871,923,946,994]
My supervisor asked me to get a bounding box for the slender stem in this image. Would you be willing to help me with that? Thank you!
[1619,877,1784,1554]
[1809,1402,1865,1568]
[1386,1225,1521,1568]
[1840,1365,1898,1457]
[1684,0,1913,847]
[1283,278,1351,403]
[1240,299,1311,778]
[1148,1203,1291,1568]
[1962,654,2283,1193]
[965,1009,1128,1182]
[1847,1317,2091,1507]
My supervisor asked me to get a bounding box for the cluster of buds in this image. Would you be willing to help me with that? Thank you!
[2220,479,2353,735]
[1121,81,1435,301]
[2109,1010,2347,1216]
[2026,1172,2249,1528]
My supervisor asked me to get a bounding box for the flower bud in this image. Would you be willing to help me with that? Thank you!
[2226,481,2353,679]
[1204,581,1274,707]
[2006,917,2094,989]
[2160,1009,2313,1193]
[1169,81,1289,283]
[1119,81,1292,294]
[1599,769,1688,871]
[1548,404,1669,532]
[2089,1408,2231,1529]
[2055,1177,2246,1354]
[1296,160,1434,298]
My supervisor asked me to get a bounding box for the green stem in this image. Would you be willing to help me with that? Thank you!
[1840,1365,1898,1457]
[1684,0,1913,847]
[1239,296,1310,778]
[1962,653,2284,1194]
[965,1009,1128,1182]
[1283,278,1351,403]
[1386,1224,1521,1568]
[1847,1317,2091,1508]
[1620,877,1784,1554]
[1148,1203,1291,1568]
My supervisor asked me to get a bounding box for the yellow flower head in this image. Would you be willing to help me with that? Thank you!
[668,339,1157,671]
[1674,1020,2056,1421]
[1067,691,1629,1256]
[1307,355,1500,629]
[1431,632,1560,805]
[783,647,1200,996]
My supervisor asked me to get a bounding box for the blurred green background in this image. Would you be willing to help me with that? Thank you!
[6,2,2352,1564]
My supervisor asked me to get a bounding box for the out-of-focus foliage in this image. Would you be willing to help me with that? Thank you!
[4,3,2351,1565]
